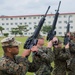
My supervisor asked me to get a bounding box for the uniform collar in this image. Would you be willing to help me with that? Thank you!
[3,55,16,63]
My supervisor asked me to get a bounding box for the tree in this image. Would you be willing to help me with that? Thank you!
[10,25,29,36]
[18,31,23,36]
[10,28,19,36]
[34,25,38,29]
[0,26,4,35]
[17,25,29,36]
[41,25,52,34]
[3,33,9,37]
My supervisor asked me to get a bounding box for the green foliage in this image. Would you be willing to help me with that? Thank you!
[0,26,4,35]
[10,25,29,36]
[3,33,9,37]
[18,25,29,32]
[41,25,52,34]
[18,31,23,36]
[10,28,19,36]
[34,25,38,29]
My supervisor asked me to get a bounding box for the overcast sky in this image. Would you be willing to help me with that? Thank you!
[0,0,75,16]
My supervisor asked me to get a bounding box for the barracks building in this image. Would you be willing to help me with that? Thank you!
[0,12,75,36]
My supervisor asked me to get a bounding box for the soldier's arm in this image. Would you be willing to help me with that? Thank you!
[17,56,39,72]
[54,43,70,60]
[28,62,40,72]
[70,43,75,53]
[59,43,70,60]
[59,48,70,60]
[37,47,54,63]
[0,57,29,75]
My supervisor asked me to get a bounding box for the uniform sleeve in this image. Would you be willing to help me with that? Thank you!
[70,43,75,53]
[60,48,70,60]
[0,57,29,75]
[37,47,55,63]
[54,47,70,61]
[28,62,40,72]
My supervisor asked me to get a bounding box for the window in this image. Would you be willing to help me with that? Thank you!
[2,18,4,20]
[28,17,31,19]
[24,17,26,19]
[11,23,13,25]
[20,23,22,25]
[38,17,40,19]
[70,26,73,29]
[70,21,73,23]
[34,22,36,24]
[6,23,9,25]
[59,26,62,29]
[6,18,8,20]
[29,22,31,24]
[31,33,33,34]
[64,26,67,28]
[48,21,51,24]
[10,18,13,20]
[2,23,4,25]
[19,18,22,20]
[69,15,73,17]
[6,28,9,30]
[15,23,17,25]
[29,27,32,29]
[58,21,62,23]
[64,15,66,18]
[25,22,27,24]
[25,33,27,35]
[59,32,62,34]
[33,17,36,19]
[64,21,67,23]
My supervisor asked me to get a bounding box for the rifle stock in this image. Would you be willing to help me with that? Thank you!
[24,6,50,49]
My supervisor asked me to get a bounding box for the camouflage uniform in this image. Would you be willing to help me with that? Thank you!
[32,47,54,75]
[67,40,75,75]
[0,55,40,75]
[0,36,39,75]
[0,55,29,75]
[52,47,70,75]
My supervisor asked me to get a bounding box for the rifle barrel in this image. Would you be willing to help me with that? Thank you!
[57,1,61,12]
[44,6,50,17]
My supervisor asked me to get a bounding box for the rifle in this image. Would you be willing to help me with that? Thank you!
[47,1,61,41]
[66,16,70,33]
[24,6,50,49]
[64,16,70,45]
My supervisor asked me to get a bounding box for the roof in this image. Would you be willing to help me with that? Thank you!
[0,12,75,18]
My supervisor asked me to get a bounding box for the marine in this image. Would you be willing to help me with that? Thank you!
[48,36,70,75]
[67,32,75,75]
[0,36,39,75]
[31,35,54,75]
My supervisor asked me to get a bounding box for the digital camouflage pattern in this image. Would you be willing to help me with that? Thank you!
[52,47,70,75]
[0,55,29,75]
[1,36,21,47]
[0,55,39,75]
[32,47,55,75]
[67,40,75,75]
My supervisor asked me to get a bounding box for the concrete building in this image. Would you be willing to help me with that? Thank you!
[0,12,75,36]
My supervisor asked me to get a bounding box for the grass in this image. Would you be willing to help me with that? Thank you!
[0,36,64,75]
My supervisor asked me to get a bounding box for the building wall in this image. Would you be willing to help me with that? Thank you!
[0,13,75,36]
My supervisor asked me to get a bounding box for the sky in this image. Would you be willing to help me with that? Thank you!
[0,0,75,16]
